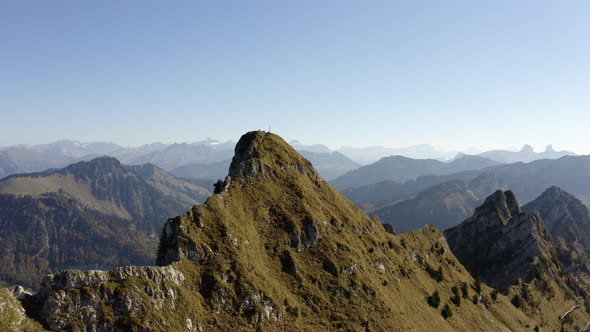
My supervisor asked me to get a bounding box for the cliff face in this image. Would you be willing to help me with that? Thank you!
[444,190,554,290]
[26,266,185,331]
[24,132,538,331]
[524,187,590,263]
[0,193,156,289]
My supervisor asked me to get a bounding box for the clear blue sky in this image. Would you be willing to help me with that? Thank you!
[1,1,590,153]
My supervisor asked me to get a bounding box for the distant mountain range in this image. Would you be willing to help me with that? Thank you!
[2,139,578,182]
[0,156,210,289]
[289,140,332,153]
[337,144,459,164]
[342,155,590,235]
[0,139,358,182]
[297,150,360,180]
[120,143,234,170]
[375,173,505,233]
[331,154,502,190]
[0,147,76,179]
[337,143,576,165]
[476,144,576,164]
[466,155,590,206]
[27,140,123,158]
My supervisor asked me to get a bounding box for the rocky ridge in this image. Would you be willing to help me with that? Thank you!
[524,187,590,268]
[444,190,554,290]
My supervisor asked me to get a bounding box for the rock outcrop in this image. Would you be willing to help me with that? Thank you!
[444,190,554,290]
[25,266,185,331]
[524,187,590,266]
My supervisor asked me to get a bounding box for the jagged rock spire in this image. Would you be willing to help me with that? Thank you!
[444,190,552,290]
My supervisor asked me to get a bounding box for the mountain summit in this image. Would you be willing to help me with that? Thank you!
[524,187,590,265]
[444,189,590,327]
[444,190,553,290]
[228,131,322,180]
[25,132,536,331]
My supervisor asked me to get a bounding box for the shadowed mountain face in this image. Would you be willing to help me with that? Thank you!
[23,132,537,332]
[375,173,505,233]
[0,157,210,288]
[0,193,155,288]
[524,187,590,267]
[330,154,501,190]
[124,162,210,208]
[444,191,555,291]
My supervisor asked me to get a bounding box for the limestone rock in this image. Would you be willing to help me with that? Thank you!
[31,266,185,332]
[444,190,554,290]
[524,186,590,266]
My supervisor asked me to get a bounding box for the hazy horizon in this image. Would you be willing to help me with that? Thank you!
[2,1,590,153]
[0,134,582,157]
